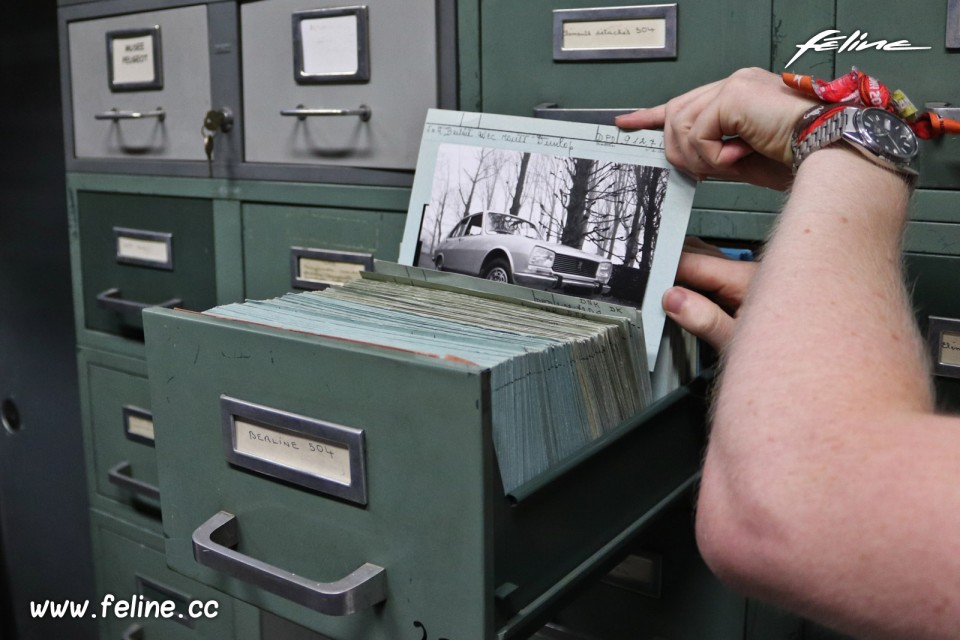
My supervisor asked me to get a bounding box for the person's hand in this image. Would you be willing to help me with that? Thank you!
[615,68,818,190]
[662,238,757,351]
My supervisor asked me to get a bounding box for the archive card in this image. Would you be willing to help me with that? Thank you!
[398,109,697,370]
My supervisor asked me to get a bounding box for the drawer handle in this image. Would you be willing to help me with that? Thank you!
[533,102,638,126]
[96,288,182,315]
[925,102,960,120]
[108,461,161,501]
[280,104,372,122]
[121,623,144,640]
[95,108,166,123]
[192,511,387,615]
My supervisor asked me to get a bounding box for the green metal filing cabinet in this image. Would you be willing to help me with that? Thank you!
[57,1,960,639]
[141,306,709,639]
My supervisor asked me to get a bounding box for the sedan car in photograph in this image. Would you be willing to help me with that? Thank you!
[432,212,613,293]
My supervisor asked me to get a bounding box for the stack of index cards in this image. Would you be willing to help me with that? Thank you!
[206,274,651,494]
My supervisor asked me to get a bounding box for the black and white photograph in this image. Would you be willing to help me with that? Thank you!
[416,142,670,307]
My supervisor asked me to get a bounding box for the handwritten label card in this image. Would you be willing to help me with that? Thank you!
[107,27,163,91]
[293,7,370,83]
[940,331,960,367]
[220,396,368,504]
[234,419,352,486]
[553,5,677,61]
[562,18,667,51]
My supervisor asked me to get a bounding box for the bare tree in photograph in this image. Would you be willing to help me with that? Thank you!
[426,156,455,255]
[623,165,669,269]
[459,147,496,217]
[508,152,531,218]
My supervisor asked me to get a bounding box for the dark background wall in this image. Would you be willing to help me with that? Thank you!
[0,2,95,638]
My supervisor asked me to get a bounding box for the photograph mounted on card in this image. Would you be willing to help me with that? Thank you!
[106,26,163,92]
[398,110,696,369]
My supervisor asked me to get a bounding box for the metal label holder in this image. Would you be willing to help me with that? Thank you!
[122,404,155,447]
[929,316,960,379]
[292,6,370,84]
[553,4,677,61]
[289,247,374,291]
[106,26,164,92]
[220,396,368,506]
[114,227,174,270]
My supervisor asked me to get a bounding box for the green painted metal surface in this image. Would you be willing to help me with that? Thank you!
[144,308,494,638]
[77,191,218,339]
[480,0,771,116]
[80,349,163,524]
[241,203,406,301]
[142,306,709,639]
[91,508,241,639]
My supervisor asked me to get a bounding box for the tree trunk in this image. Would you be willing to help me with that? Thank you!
[560,157,595,248]
[509,152,531,217]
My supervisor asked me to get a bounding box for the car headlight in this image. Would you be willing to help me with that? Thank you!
[597,262,613,281]
[528,246,555,268]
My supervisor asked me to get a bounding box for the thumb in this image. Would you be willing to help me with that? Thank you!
[662,286,736,351]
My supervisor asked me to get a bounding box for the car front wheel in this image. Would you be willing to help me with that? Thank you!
[481,257,513,284]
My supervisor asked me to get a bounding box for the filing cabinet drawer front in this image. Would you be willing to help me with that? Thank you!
[77,191,216,338]
[837,0,960,189]
[85,356,160,511]
[92,510,237,639]
[481,1,771,117]
[144,310,491,637]
[242,203,405,299]
[241,0,439,169]
[67,5,212,161]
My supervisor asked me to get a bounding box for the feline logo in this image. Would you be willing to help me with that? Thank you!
[786,29,930,68]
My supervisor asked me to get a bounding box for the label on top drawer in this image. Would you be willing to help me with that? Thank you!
[220,396,368,505]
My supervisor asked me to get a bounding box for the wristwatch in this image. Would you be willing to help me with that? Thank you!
[791,104,919,181]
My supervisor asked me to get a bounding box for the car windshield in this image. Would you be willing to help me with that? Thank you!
[485,213,542,240]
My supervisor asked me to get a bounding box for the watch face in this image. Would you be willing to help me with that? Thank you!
[857,108,919,161]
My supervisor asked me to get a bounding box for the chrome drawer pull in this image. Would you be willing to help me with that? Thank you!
[108,461,161,501]
[96,288,182,314]
[280,104,371,122]
[95,108,166,122]
[192,511,387,615]
[924,102,960,121]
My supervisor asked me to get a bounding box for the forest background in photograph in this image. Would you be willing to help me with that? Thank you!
[418,143,670,302]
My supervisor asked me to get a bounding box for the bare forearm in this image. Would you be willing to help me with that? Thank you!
[698,148,938,628]
[719,148,931,424]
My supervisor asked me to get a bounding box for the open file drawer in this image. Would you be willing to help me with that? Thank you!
[143,307,707,639]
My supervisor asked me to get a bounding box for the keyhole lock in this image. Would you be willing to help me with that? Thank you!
[204,107,234,133]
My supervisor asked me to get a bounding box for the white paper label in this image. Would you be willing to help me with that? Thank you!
[117,235,169,265]
[126,413,155,442]
[300,15,359,76]
[941,331,960,367]
[562,18,667,50]
[234,419,352,485]
[112,34,156,85]
[298,257,365,286]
